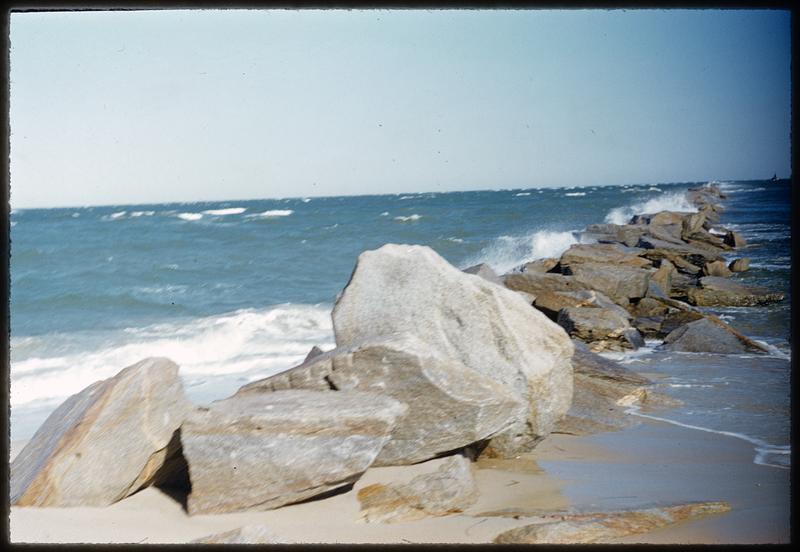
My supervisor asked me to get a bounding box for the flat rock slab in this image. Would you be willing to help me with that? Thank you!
[564,262,651,306]
[182,390,406,514]
[558,243,651,269]
[638,236,724,265]
[236,335,524,466]
[463,263,503,285]
[191,525,279,544]
[357,454,478,523]
[11,357,192,507]
[332,244,574,458]
[492,501,731,543]
[687,276,784,307]
[556,307,634,348]
[661,318,748,354]
[504,271,587,296]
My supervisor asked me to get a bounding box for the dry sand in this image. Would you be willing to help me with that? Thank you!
[9,416,790,544]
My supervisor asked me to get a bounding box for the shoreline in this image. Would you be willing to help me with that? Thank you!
[10,415,789,544]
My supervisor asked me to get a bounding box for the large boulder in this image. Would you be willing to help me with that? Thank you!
[522,257,559,273]
[534,289,630,322]
[582,223,646,248]
[661,318,748,354]
[638,236,724,266]
[728,258,750,272]
[236,335,524,466]
[680,211,707,240]
[649,259,675,296]
[630,211,687,226]
[504,271,587,296]
[357,454,478,523]
[10,358,192,507]
[182,390,406,514]
[556,307,642,351]
[687,276,785,307]
[558,243,651,270]
[492,502,731,544]
[332,244,574,457]
[702,260,733,278]
[563,262,651,306]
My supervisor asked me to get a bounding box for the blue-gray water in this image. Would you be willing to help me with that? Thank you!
[9,180,791,467]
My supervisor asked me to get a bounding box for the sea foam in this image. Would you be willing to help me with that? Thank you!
[464,229,583,274]
[177,212,203,221]
[604,191,696,225]
[201,207,247,216]
[246,209,294,218]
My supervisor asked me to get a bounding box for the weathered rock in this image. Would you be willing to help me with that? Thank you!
[523,258,559,273]
[724,230,747,248]
[304,345,325,363]
[644,223,686,245]
[554,342,655,435]
[680,211,706,240]
[332,244,575,457]
[702,260,733,278]
[631,297,670,318]
[492,501,731,544]
[662,318,748,354]
[182,390,406,514]
[638,236,724,266]
[669,271,699,296]
[632,316,663,338]
[357,455,478,523]
[649,259,675,296]
[659,309,704,337]
[534,289,630,322]
[687,276,785,307]
[191,525,279,544]
[630,211,687,226]
[504,271,587,296]
[556,307,639,351]
[463,263,503,286]
[728,258,750,272]
[236,335,524,466]
[558,243,651,270]
[564,262,651,306]
[10,358,192,507]
[684,227,730,250]
[582,223,646,248]
[699,203,722,224]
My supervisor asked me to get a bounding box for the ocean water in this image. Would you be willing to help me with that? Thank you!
[9,180,791,468]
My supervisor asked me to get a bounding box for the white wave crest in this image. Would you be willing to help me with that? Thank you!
[302,198,311,203]
[463,229,582,274]
[10,304,335,410]
[201,207,247,216]
[515,192,531,196]
[177,212,203,221]
[107,211,127,220]
[380,212,390,216]
[246,209,294,218]
[565,192,586,197]
[394,214,422,222]
[604,191,696,225]
[130,211,155,217]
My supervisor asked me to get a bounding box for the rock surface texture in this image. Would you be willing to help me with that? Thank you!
[10,358,192,507]
[687,276,784,307]
[331,244,574,457]
[661,318,748,354]
[182,390,406,514]
[492,501,731,543]
[357,455,478,523]
[236,335,524,466]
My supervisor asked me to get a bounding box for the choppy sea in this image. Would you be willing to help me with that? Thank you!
[9,180,791,468]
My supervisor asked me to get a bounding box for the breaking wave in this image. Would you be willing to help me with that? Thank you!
[604,191,696,225]
[463,229,583,274]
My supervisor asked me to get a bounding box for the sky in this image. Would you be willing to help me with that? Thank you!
[9,9,792,208]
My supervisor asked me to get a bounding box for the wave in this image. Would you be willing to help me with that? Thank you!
[515,192,531,196]
[604,191,696,225]
[624,404,790,469]
[177,212,203,221]
[463,229,583,274]
[394,214,422,222]
[103,211,127,221]
[245,209,294,218]
[380,212,390,216]
[130,211,155,217]
[10,304,335,410]
[564,192,586,197]
[201,207,247,216]
[301,198,311,203]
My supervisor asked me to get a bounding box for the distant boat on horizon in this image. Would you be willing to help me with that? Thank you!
[771,173,778,182]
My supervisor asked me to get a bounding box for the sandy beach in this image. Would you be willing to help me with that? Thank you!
[10,414,788,544]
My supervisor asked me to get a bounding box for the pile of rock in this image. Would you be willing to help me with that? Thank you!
[502,183,781,355]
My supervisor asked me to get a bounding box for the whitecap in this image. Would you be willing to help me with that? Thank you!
[110,211,127,219]
[302,198,311,203]
[447,237,464,243]
[245,209,294,218]
[201,207,247,216]
[130,211,155,217]
[565,192,586,197]
[380,212,390,216]
[177,212,203,221]
[604,191,695,225]
[462,229,583,274]
[394,214,422,222]
[515,192,531,196]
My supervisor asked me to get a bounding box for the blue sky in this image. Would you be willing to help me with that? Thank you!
[10,9,791,208]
